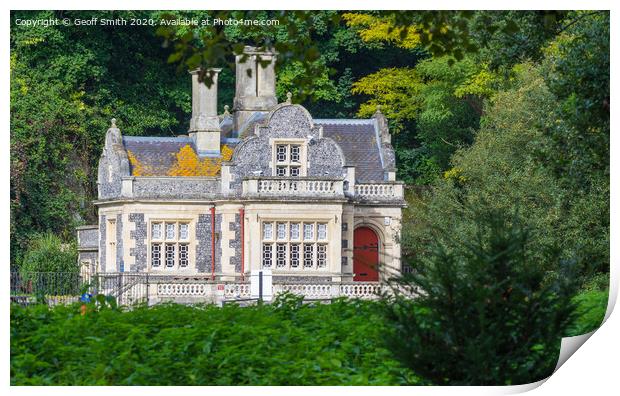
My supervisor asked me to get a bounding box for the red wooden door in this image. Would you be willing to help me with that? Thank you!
[353,227,379,281]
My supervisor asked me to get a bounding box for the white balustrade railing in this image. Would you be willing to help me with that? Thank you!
[354,183,403,200]
[157,283,206,297]
[273,283,334,298]
[153,281,386,300]
[340,283,383,298]
[224,283,251,298]
[243,177,344,197]
[272,282,383,300]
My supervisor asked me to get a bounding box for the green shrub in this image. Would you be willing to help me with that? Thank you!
[18,233,79,296]
[382,211,578,385]
[10,297,419,385]
[565,289,608,336]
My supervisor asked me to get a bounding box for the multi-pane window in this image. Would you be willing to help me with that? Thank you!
[303,244,314,268]
[151,243,161,267]
[263,222,273,240]
[303,223,314,240]
[277,223,286,240]
[150,221,190,270]
[290,244,300,268]
[261,221,328,270]
[179,244,189,267]
[262,244,273,268]
[317,223,327,240]
[165,244,175,268]
[317,244,327,268]
[274,143,303,177]
[290,223,300,240]
[276,244,287,267]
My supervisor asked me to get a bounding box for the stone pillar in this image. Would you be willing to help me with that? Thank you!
[373,105,391,144]
[189,68,222,156]
[233,46,278,135]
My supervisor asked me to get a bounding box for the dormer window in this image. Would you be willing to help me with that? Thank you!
[272,140,306,177]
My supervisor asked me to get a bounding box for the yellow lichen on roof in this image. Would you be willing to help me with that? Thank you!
[127,149,154,176]
[167,144,234,177]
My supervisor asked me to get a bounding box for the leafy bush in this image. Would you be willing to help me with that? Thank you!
[10,296,419,385]
[20,233,78,273]
[565,289,608,337]
[18,233,79,296]
[382,211,578,385]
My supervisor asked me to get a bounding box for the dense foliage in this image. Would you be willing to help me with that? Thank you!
[400,11,609,286]
[383,211,578,385]
[11,295,418,385]
[19,233,78,274]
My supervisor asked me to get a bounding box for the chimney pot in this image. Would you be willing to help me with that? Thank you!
[189,68,222,156]
[233,46,277,136]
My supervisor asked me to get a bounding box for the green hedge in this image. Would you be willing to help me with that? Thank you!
[11,295,419,385]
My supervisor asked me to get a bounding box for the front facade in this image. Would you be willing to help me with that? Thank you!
[77,46,405,297]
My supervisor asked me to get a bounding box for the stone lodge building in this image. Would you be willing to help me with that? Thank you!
[77,46,405,302]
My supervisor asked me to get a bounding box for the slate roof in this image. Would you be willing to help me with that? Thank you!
[122,136,239,176]
[121,116,386,181]
[237,111,268,139]
[123,136,194,176]
[317,119,385,182]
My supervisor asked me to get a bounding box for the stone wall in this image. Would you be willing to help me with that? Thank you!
[132,177,220,199]
[99,215,106,272]
[228,104,347,195]
[115,214,123,272]
[229,213,241,272]
[77,226,98,249]
[78,251,98,274]
[129,213,147,271]
[196,214,213,273]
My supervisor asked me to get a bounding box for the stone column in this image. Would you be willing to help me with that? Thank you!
[189,68,222,156]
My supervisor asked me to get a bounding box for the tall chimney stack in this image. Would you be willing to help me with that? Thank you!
[233,46,277,135]
[189,68,222,156]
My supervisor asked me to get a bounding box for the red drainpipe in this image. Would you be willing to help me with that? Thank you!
[240,207,245,281]
[211,206,216,280]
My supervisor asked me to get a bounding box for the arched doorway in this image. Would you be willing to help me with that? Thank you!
[353,227,379,281]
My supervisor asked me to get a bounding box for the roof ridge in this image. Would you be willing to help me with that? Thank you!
[123,136,192,142]
[314,119,374,125]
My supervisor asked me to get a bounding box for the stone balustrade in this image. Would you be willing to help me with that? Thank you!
[273,283,335,299]
[153,281,385,300]
[242,177,345,199]
[339,282,383,298]
[354,182,404,201]
[157,283,207,296]
[224,283,251,299]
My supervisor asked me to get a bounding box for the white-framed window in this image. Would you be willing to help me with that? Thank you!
[150,221,191,270]
[151,243,162,267]
[277,222,287,240]
[263,222,273,240]
[261,221,329,270]
[303,223,314,241]
[290,223,300,240]
[273,142,305,177]
[262,243,273,268]
[276,243,287,267]
[106,218,117,269]
[290,244,300,268]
